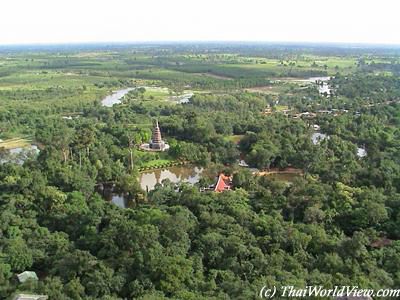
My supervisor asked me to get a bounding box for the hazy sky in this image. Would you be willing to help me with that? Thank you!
[1,0,399,45]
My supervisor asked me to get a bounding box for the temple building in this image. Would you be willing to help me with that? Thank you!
[150,120,166,150]
[140,120,169,152]
[214,173,232,192]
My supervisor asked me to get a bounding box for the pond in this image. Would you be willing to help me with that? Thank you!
[311,132,329,144]
[318,83,331,95]
[357,147,367,158]
[102,165,204,208]
[1,145,40,164]
[101,88,135,107]
[139,165,204,191]
[100,187,135,209]
[308,77,331,95]
[297,76,332,95]
[311,132,367,158]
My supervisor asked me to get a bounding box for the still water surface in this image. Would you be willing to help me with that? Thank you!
[101,88,135,107]
[139,165,204,191]
[1,145,40,164]
[104,165,204,208]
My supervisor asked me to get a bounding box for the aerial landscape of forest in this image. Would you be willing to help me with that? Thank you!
[0,41,400,299]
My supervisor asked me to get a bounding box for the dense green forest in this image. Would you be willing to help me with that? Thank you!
[1,43,400,299]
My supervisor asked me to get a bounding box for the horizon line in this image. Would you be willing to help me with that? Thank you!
[1,40,400,49]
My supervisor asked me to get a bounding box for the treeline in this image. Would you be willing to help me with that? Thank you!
[169,63,327,79]
[131,69,272,90]
[332,74,400,100]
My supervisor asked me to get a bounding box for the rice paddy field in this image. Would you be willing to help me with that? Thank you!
[1,43,398,143]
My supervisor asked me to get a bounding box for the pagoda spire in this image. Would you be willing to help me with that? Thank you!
[152,119,162,145]
[140,119,170,152]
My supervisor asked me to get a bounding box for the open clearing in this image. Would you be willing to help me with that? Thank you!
[0,137,31,149]
[197,73,234,80]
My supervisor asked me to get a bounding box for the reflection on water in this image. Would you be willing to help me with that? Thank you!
[100,185,136,209]
[110,195,126,208]
[318,83,331,95]
[169,93,194,104]
[1,145,40,164]
[306,77,332,95]
[101,88,135,107]
[311,132,329,144]
[101,87,193,107]
[311,132,367,158]
[139,165,203,191]
[100,165,204,208]
[357,147,367,158]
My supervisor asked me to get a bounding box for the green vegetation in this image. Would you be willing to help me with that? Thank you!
[1,43,400,299]
[225,134,245,144]
[0,137,31,149]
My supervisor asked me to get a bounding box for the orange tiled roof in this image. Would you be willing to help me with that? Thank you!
[214,174,231,192]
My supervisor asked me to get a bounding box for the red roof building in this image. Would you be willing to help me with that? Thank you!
[214,174,232,192]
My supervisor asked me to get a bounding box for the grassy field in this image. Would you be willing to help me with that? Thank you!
[225,135,245,144]
[0,45,386,143]
[0,137,32,149]
[275,105,290,111]
[245,84,290,95]
[134,148,175,169]
[141,158,174,168]
[265,172,302,183]
[143,87,170,100]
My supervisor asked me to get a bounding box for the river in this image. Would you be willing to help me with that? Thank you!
[101,88,194,107]
[101,88,135,107]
